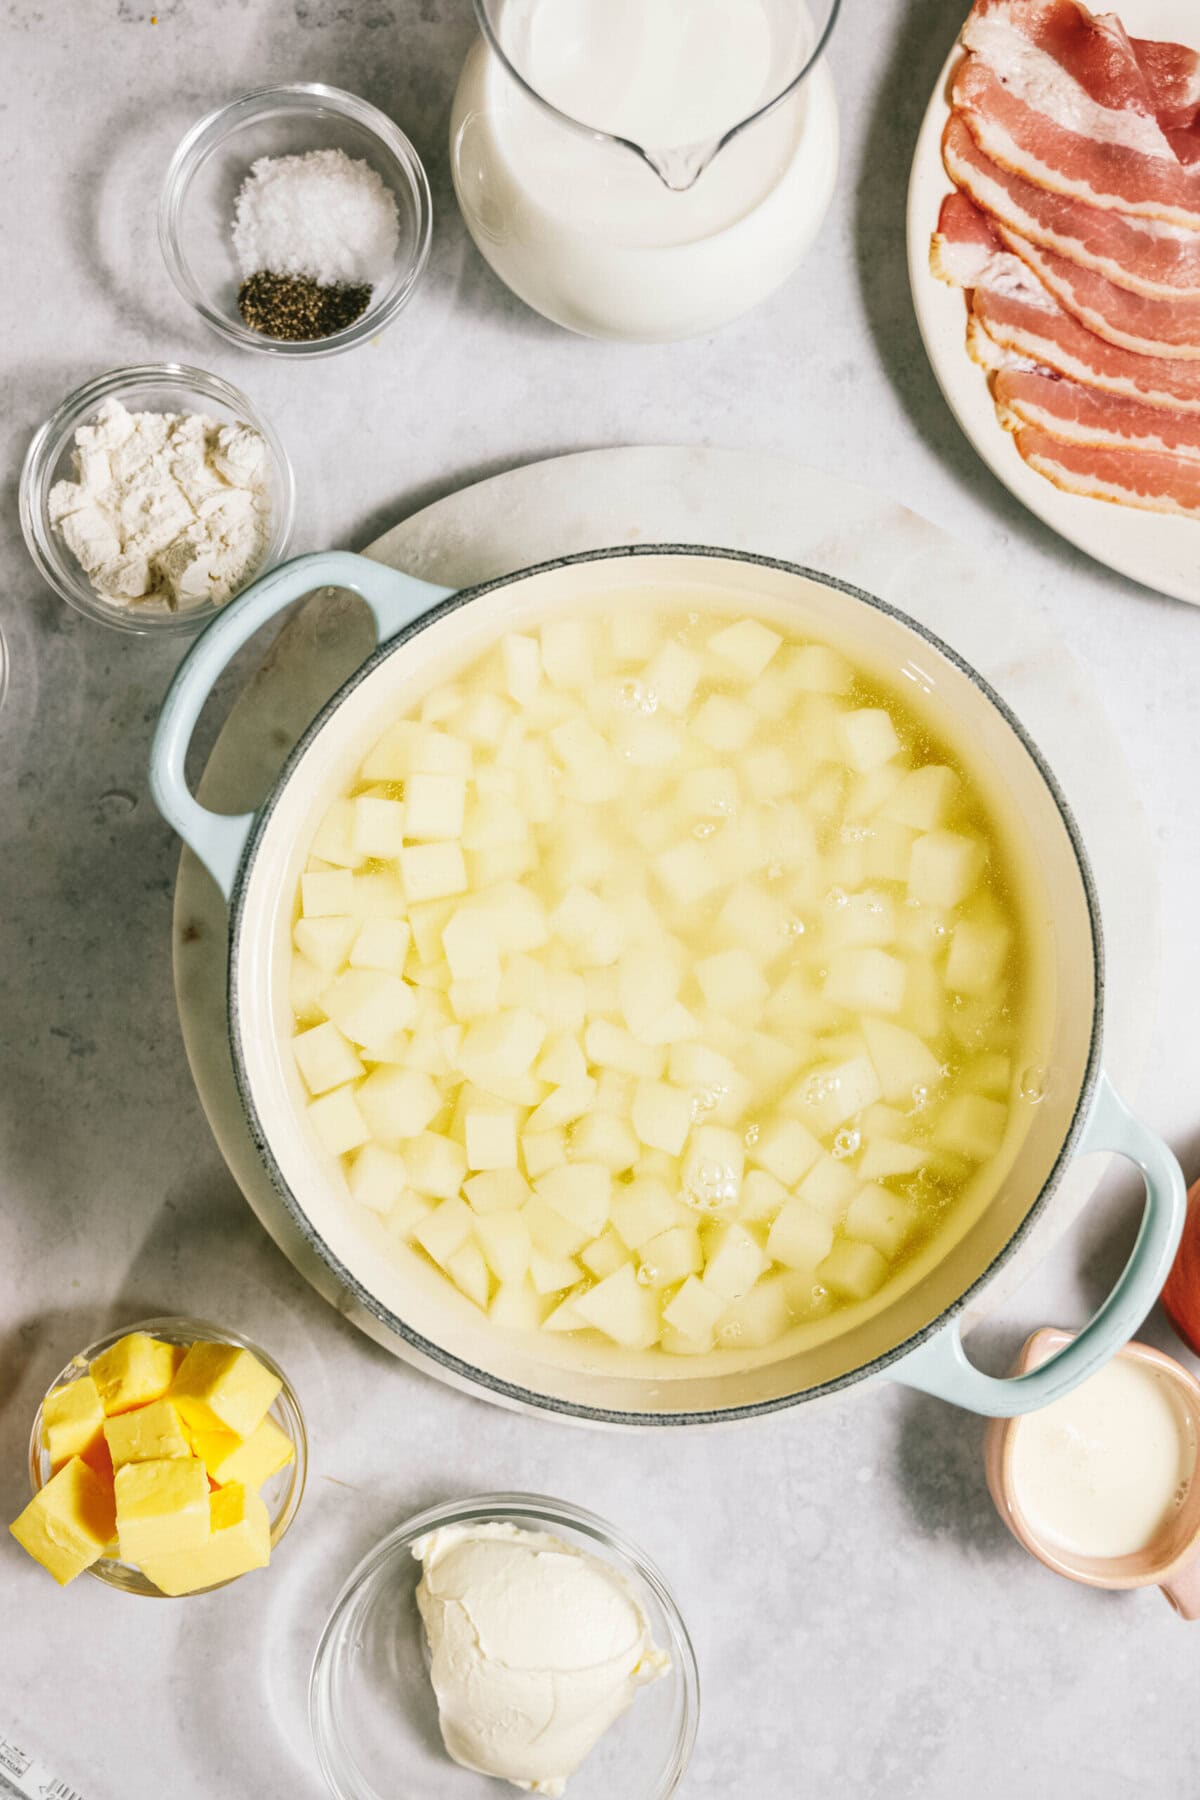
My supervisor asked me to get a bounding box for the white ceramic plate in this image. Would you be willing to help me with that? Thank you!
[907,0,1200,607]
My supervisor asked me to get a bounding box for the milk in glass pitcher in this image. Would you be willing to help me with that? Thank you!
[451,0,841,341]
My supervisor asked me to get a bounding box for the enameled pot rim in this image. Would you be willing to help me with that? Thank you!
[225,543,1105,1425]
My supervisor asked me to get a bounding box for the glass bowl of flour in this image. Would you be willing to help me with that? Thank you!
[19,363,294,635]
[159,84,432,359]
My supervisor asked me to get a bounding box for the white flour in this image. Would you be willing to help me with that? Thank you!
[48,400,271,610]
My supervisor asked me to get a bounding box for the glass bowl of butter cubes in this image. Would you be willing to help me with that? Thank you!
[16,1316,306,1597]
[19,363,294,636]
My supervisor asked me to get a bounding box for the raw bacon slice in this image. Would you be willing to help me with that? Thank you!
[942,116,1200,299]
[932,194,1200,411]
[995,368,1200,457]
[953,3,1200,228]
[994,223,1200,356]
[1013,425,1200,515]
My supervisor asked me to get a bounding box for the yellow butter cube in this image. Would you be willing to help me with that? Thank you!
[103,1399,191,1471]
[169,1343,282,1440]
[140,1483,271,1597]
[40,1375,105,1470]
[196,1416,294,1493]
[90,1333,181,1416]
[115,1457,211,1564]
[9,1457,117,1585]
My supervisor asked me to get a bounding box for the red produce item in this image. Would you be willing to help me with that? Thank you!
[1161,1179,1200,1355]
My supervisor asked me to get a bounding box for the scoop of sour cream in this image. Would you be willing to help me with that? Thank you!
[414,1521,669,1796]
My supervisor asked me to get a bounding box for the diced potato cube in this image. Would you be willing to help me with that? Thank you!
[465,1107,518,1171]
[575,1264,660,1348]
[677,765,739,818]
[822,948,907,1016]
[691,694,755,753]
[535,1162,611,1237]
[404,774,467,842]
[294,915,357,973]
[539,1290,589,1332]
[707,617,782,680]
[440,909,499,984]
[581,1229,633,1280]
[845,763,906,821]
[653,840,723,907]
[351,796,406,860]
[400,842,468,903]
[550,717,624,805]
[716,1273,792,1348]
[502,632,541,703]
[613,714,684,768]
[644,639,703,716]
[312,799,366,869]
[490,1279,546,1331]
[904,959,946,1040]
[475,1210,532,1284]
[636,1224,705,1296]
[935,1093,1008,1161]
[858,1137,927,1180]
[464,1169,530,1214]
[406,1132,468,1199]
[524,1195,589,1259]
[290,954,327,1024]
[540,618,595,688]
[862,820,916,883]
[523,1128,566,1179]
[739,1169,790,1223]
[818,1239,888,1301]
[861,1017,942,1105]
[357,1066,441,1141]
[447,1241,491,1308]
[631,1079,692,1156]
[838,707,901,773]
[481,884,549,954]
[301,870,355,917]
[568,1111,638,1173]
[414,1196,473,1268]
[663,1275,725,1342]
[323,969,418,1049]
[680,1125,744,1213]
[462,792,528,850]
[610,1178,682,1250]
[348,917,410,976]
[884,765,959,832]
[767,1199,835,1270]
[823,891,896,950]
[408,900,454,963]
[695,947,769,1018]
[787,644,853,694]
[946,918,1011,996]
[535,1033,588,1088]
[909,830,984,910]
[966,1052,1013,1097]
[454,692,511,748]
[740,745,797,803]
[308,1084,371,1156]
[360,723,418,780]
[845,1183,920,1258]
[583,1019,663,1080]
[714,883,791,956]
[617,947,680,1037]
[796,1155,859,1222]
[702,1222,767,1299]
[293,1022,363,1095]
[449,974,502,1022]
[412,729,473,777]
[346,1143,409,1215]
[786,1055,882,1136]
[529,1251,584,1295]
[459,1009,545,1086]
[349,872,407,920]
[526,1081,597,1132]
[749,1116,822,1187]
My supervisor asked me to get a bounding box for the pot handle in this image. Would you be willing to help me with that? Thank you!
[888,1072,1185,1417]
[149,551,455,900]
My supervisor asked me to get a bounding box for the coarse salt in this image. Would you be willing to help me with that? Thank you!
[232,148,400,288]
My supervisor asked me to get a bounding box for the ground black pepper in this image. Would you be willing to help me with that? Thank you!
[237,271,373,341]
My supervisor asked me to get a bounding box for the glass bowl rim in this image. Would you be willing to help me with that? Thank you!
[157,81,434,359]
[27,1311,308,1596]
[309,1488,700,1800]
[18,361,295,637]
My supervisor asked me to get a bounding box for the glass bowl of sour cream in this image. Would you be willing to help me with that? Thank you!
[309,1491,699,1800]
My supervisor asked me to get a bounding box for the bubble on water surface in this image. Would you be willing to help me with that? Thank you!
[832,1129,859,1159]
[743,1122,760,1148]
[1019,1066,1047,1104]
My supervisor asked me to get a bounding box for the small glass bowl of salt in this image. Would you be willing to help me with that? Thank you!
[160,84,432,358]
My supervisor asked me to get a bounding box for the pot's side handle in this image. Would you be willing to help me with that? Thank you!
[149,551,455,901]
[889,1073,1185,1417]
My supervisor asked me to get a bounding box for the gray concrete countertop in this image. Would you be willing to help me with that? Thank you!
[2,4,1199,1798]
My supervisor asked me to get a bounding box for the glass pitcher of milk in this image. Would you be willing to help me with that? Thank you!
[451,0,841,342]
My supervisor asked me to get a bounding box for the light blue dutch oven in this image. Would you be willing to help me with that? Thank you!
[151,546,1184,1425]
